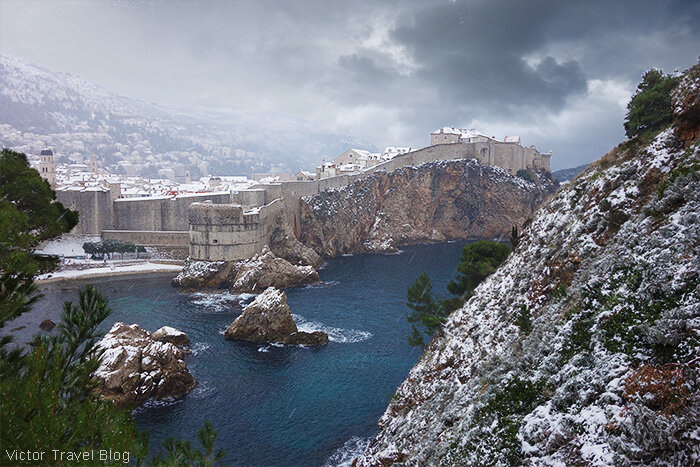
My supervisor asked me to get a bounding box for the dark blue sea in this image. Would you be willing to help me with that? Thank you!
[23,241,470,466]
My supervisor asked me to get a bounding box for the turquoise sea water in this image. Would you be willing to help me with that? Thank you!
[26,241,471,466]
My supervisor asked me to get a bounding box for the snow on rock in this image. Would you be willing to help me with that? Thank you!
[224,287,328,346]
[300,158,557,257]
[172,246,320,293]
[152,326,191,348]
[93,322,196,407]
[356,63,700,466]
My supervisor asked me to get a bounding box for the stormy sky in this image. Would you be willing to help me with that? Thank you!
[1,0,698,170]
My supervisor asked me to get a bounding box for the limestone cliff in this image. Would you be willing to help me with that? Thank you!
[300,159,556,256]
[356,64,700,466]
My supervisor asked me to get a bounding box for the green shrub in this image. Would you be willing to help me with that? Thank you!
[561,312,593,363]
[516,169,534,183]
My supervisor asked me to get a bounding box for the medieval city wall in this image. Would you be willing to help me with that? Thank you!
[101,230,190,248]
[186,140,552,261]
[188,198,284,261]
[56,188,115,235]
[112,192,232,232]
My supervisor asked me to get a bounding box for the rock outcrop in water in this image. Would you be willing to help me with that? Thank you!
[300,159,557,256]
[355,64,700,466]
[93,322,197,407]
[172,245,320,293]
[224,287,328,346]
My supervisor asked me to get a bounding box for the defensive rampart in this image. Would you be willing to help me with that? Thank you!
[113,192,232,231]
[188,140,551,261]
[188,199,284,261]
[61,139,550,259]
[56,186,118,235]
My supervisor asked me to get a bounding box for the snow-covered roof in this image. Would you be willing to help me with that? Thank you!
[504,136,521,143]
[432,127,462,135]
[431,127,491,140]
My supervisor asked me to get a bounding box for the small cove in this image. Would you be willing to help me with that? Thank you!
[22,240,471,466]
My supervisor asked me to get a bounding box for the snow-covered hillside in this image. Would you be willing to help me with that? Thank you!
[356,64,700,465]
[0,54,375,176]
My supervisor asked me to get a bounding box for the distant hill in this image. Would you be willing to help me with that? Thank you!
[0,54,376,177]
[552,163,590,182]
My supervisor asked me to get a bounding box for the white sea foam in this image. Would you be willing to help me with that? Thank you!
[188,291,241,312]
[305,280,340,289]
[323,436,371,467]
[190,342,210,356]
[137,397,183,411]
[292,314,372,343]
[190,381,215,399]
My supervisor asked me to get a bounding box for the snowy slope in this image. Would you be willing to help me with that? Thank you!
[357,64,700,466]
[0,54,375,175]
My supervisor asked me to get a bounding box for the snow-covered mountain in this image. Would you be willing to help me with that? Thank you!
[0,54,375,176]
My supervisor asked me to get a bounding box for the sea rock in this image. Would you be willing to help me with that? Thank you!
[172,246,320,293]
[228,246,320,293]
[224,287,328,346]
[300,159,557,257]
[39,319,56,331]
[284,331,329,346]
[171,259,236,289]
[152,326,191,347]
[93,322,197,407]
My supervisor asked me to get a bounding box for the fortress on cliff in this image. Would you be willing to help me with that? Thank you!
[52,128,551,262]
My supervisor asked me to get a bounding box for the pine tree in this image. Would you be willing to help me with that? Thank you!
[406,273,446,347]
[624,68,680,138]
[447,241,511,297]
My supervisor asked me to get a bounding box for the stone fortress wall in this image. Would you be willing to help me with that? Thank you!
[56,185,119,236]
[57,139,550,259]
[188,199,284,261]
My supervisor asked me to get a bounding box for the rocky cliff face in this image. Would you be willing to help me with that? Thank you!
[300,159,556,256]
[356,65,700,466]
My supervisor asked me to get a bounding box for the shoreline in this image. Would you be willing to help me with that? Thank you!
[36,262,183,284]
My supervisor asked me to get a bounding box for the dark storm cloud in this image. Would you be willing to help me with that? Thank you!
[0,0,699,169]
[389,0,589,113]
